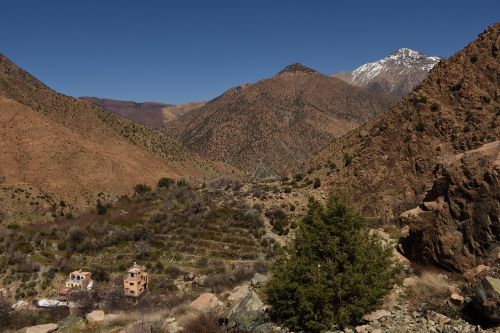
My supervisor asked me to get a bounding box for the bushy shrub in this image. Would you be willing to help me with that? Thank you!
[415,121,426,132]
[158,177,175,188]
[313,178,321,189]
[267,197,396,331]
[134,183,152,195]
[343,153,353,167]
[96,200,107,215]
[265,208,289,236]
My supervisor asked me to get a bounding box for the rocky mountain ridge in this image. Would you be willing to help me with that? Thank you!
[167,63,399,177]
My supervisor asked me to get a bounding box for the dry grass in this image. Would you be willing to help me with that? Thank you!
[106,308,172,326]
[407,272,459,315]
[181,310,224,333]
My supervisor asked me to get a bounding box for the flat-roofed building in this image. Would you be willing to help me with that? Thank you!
[123,262,148,297]
[65,270,92,289]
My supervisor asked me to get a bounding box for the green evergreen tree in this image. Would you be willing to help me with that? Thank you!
[266,196,396,331]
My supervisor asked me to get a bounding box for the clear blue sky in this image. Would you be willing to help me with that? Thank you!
[1,1,498,104]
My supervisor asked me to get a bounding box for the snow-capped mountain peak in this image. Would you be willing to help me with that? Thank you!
[334,48,442,96]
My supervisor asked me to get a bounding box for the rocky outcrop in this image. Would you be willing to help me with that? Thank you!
[225,290,270,332]
[400,142,499,271]
[474,276,500,323]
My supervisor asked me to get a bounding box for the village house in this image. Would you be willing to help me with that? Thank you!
[65,270,93,290]
[123,262,148,297]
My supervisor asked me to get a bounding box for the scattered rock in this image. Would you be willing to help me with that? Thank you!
[473,276,500,323]
[193,275,208,286]
[251,273,268,287]
[190,293,222,311]
[465,265,492,284]
[362,309,391,321]
[23,324,58,333]
[450,293,464,304]
[426,310,451,325]
[165,317,176,324]
[86,310,105,323]
[165,322,181,333]
[355,324,371,332]
[403,277,417,287]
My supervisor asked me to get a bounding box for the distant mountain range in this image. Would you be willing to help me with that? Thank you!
[334,48,441,96]
[81,97,206,128]
[167,63,399,177]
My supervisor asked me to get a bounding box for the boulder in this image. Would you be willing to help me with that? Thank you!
[400,142,500,271]
[251,273,268,287]
[86,310,105,323]
[473,276,500,322]
[226,290,268,331]
[25,324,58,333]
[362,309,391,321]
[190,293,221,311]
[450,293,464,304]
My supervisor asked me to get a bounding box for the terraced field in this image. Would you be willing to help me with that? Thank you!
[0,180,276,298]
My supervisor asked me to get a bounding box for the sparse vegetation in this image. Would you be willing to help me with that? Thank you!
[416,121,426,132]
[343,153,353,166]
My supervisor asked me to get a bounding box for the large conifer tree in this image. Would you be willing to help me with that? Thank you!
[267,196,396,331]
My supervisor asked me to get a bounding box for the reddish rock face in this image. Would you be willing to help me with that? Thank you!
[400,141,499,271]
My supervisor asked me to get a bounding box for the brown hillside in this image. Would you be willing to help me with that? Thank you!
[167,63,399,177]
[306,23,500,217]
[0,56,222,223]
[0,54,202,163]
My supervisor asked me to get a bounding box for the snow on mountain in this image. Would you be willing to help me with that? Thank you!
[334,48,442,96]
